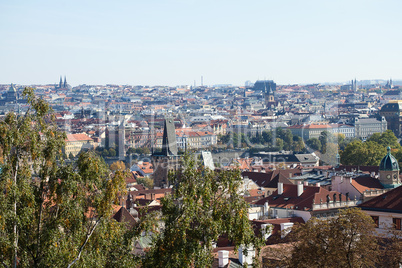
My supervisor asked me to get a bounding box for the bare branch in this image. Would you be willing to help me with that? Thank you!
[67,218,102,268]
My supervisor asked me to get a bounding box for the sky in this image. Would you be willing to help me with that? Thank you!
[1,0,401,87]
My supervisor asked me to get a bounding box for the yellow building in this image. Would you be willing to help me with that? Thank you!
[64,133,94,157]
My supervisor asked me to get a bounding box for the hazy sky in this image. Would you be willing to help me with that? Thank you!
[1,0,401,86]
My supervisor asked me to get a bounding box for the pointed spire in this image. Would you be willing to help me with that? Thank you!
[63,76,67,88]
[59,76,63,88]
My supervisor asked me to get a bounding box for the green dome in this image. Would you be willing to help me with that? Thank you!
[379,147,399,171]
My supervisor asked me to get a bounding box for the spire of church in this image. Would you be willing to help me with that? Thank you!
[63,76,67,88]
[59,76,63,88]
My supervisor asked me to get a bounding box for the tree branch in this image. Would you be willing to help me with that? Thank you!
[1,261,9,268]
[67,218,102,268]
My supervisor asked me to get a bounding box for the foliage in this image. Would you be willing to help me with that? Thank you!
[367,130,400,149]
[0,88,135,267]
[341,140,387,166]
[306,137,322,151]
[110,160,126,172]
[221,128,306,153]
[287,207,379,268]
[142,154,264,267]
[127,147,151,155]
[136,176,154,189]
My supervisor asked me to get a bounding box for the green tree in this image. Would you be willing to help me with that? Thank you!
[287,207,379,268]
[319,131,335,154]
[341,140,386,166]
[109,148,117,157]
[367,130,400,149]
[136,176,154,189]
[142,154,264,267]
[306,137,322,151]
[0,88,136,267]
[69,152,74,160]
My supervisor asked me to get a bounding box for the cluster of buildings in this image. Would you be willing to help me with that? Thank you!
[1,77,402,266]
[1,78,402,161]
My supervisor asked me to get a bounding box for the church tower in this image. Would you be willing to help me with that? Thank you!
[152,118,180,188]
[265,83,275,108]
[379,147,401,188]
[59,76,63,88]
[63,76,67,88]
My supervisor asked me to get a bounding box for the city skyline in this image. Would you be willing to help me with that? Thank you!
[1,0,401,87]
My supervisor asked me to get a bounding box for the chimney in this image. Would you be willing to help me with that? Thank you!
[278,182,283,195]
[218,250,229,267]
[297,182,304,197]
[238,245,255,266]
[303,181,309,186]
[315,182,320,188]
[261,223,272,240]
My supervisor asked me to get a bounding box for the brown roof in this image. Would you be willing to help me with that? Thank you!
[255,184,347,211]
[358,185,402,213]
[112,206,137,228]
[351,175,384,194]
[242,169,300,188]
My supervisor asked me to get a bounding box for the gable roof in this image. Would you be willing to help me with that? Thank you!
[358,185,402,213]
[112,206,137,228]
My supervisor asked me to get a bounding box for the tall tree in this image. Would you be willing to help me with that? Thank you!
[0,88,134,267]
[142,154,264,267]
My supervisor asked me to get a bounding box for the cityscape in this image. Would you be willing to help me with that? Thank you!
[1,0,402,267]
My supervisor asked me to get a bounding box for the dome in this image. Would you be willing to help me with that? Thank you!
[379,147,399,171]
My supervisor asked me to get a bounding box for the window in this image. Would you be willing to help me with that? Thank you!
[371,216,379,228]
[393,218,401,230]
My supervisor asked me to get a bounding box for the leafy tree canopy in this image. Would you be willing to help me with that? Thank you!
[142,154,264,267]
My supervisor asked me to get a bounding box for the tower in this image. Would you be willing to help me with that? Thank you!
[265,83,275,108]
[152,118,180,188]
[59,76,63,88]
[379,147,401,188]
[63,76,67,88]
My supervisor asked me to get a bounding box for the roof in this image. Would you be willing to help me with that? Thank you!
[255,184,347,211]
[351,175,384,194]
[379,147,399,171]
[358,185,402,213]
[66,133,93,142]
[112,206,137,228]
[242,170,299,188]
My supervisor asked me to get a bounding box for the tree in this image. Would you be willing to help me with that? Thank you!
[0,88,136,267]
[69,152,74,160]
[306,138,322,152]
[142,154,264,267]
[341,140,386,166]
[110,160,126,172]
[367,130,400,149]
[287,207,379,268]
[109,148,116,157]
[136,176,154,189]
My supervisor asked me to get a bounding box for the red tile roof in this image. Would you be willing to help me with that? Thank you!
[66,133,93,142]
[255,184,347,211]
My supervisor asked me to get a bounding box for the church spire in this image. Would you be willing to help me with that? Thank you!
[59,76,63,88]
[63,76,67,88]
